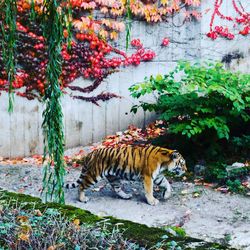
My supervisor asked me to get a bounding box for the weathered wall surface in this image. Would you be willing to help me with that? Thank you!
[0,0,249,157]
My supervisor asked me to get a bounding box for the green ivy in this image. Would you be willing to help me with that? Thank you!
[226,179,246,194]
[29,0,36,20]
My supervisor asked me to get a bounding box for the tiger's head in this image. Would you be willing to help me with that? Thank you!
[160,149,187,176]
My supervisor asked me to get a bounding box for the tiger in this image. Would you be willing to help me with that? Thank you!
[65,145,187,206]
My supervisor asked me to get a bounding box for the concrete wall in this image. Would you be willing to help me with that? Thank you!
[0,0,249,157]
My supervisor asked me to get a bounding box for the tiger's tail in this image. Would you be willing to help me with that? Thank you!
[64,179,82,189]
[64,156,89,189]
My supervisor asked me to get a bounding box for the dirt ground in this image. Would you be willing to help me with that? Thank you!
[0,162,250,250]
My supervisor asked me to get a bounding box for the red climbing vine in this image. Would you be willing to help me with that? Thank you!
[207,0,250,40]
[0,0,201,105]
[0,17,156,104]
[1,1,248,104]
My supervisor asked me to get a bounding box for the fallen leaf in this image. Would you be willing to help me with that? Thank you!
[181,189,189,195]
[47,247,56,250]
[17,216,29,223]
[32,154,42,159]
[72,163,80,168]
[194,182,203,186]
[242,182,250,188]
[192,192,200,198]
[175,210,191,227]
[20,176,29,182]
[34,209,43,216]
[17,188,25,193]
[72,219,81,229]
[47,243,65,250]
[194,178,203,183]
[73,219,80,226]
[216,187,229,193]
[203,182,215,187]
[18,233,30,241]
[20,224,32,234]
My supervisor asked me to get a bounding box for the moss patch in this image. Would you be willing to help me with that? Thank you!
[0,190,235,249]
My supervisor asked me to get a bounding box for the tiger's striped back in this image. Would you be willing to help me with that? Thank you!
[79,145,171,180]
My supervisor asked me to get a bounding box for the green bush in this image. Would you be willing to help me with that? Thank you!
[204,162,249,188]
[226,179,246,194]
[130,61,250,140]
[129,61,250,164]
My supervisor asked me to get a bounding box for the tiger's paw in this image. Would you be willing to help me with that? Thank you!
[120,192,133,199]
[114,187,133,200]
[79,196,89,203]
[79,192,89,203]
[146,197,159,206]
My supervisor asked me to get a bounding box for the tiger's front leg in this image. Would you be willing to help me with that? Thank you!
[143,175,159,206]
[154,174,171,200]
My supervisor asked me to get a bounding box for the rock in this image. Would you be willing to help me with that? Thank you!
[97,211,108,217]
[232,162,245,167]
[226,163,246,172]
[194,164,206,177]
[165,227,177,236]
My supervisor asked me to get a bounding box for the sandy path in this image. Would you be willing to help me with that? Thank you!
[0,164,250,250]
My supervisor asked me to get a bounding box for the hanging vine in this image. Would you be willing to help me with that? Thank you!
[41,0,66,204]
[0,0,17,112]
[125,0,132,50]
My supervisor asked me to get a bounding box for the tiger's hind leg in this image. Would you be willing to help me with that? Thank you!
[78,170,101,203]
[79,185,89,203]
[154,174,171,200]
[107,176,132,199]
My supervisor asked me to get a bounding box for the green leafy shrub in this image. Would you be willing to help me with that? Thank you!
[226,179,246,194]
[130,61,249,140]
[205,162,249,186]
[129,61,250,164]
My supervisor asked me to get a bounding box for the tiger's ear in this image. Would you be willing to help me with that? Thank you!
[170,151,179,160]
[161,149,171,155]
